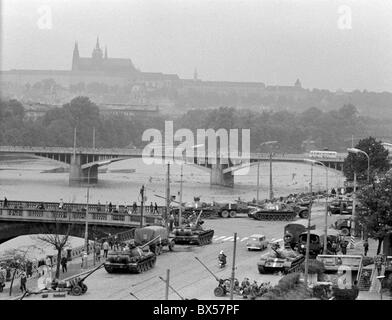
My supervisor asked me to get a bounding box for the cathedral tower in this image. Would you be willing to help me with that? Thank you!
[72,41,79,70]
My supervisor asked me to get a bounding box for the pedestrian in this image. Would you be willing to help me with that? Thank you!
[95,244,101,262]
[81,250,88,268]
[154,202,158,214]
[132,201,137,214]
[340,240,348,255]
[20,272,27,293]
[150,202,154,214]
[26,260,33,278]
[169,213,175,231]
[0,265,6,292]
[108,202,113,213]
[103,240,110,258]
[363,239,369,256]
[3,197,8,208]
[331,188,336,197]
[60,256,68,273]
[375,254,384,276]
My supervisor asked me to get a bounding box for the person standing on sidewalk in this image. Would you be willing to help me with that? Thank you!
[20,272,27,293]
[363,239,369,256]
[375,254,384,276]
[340,240,348,255]
[95,244,101,262]
[103,240,110,258]
[60,256,68,273]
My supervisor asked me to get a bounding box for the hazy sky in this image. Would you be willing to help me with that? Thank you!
[1,0,392,92]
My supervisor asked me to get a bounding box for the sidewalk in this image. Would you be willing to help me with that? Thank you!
[357,290,392,300]
[0,253,99,300]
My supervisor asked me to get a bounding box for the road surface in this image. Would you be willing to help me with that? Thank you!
[24,204,333,300]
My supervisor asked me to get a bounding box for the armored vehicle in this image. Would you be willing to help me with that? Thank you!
[251,203,297,221]
[257,245,304,274]
[171,211,214,245]
[134,225,175,255]
[104,237,158,274]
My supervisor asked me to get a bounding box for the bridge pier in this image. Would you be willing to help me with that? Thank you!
[210,163,234,187]
[69,155,98,186]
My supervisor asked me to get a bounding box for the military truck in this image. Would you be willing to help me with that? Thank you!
[334,218,352,236]
[104,237,158,274]
[257,245,304,274]
[297,231,324,257]
[283,223,307,250]
[134,226,175,255]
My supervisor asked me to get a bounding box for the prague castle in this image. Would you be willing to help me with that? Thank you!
[0,38,305,107]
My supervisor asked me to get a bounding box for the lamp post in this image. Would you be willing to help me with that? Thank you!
[347,148,370,183]
[304,162,313,286]
[84,166,93,268]
[260,141,278,200]
[347,147,370,237]
[304,159,328,254]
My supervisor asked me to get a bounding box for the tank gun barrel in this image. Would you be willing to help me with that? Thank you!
[139,235,162,249]
[194,256,220,282]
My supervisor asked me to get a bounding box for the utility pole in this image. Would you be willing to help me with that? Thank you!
[304,164,313,286]
[165,269,170,300]
[229,232,237,300]
[352,172,357,236]
[92,127,96,149]
[256,162,260,202]
[140,185,145,228]
[166,164,170,221]
[324,166,329,254]
[179,164,183,226]
[73,127,77,159]
[269,152,273,200]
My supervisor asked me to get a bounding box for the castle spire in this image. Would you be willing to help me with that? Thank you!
[72,41,79,70]
[96,36,100,49]
[105,45,108,59]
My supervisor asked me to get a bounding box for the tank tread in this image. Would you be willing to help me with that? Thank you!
[253,212,296,221]
[104,255,156,274]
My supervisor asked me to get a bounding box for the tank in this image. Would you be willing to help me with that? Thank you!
[171,211,214,245]
[252,203,297,221]
[104,239,158,274]
[257,247,304,274]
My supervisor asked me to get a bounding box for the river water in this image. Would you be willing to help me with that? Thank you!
[0,156,345,257]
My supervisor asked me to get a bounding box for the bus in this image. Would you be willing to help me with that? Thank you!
[309,150,338,159]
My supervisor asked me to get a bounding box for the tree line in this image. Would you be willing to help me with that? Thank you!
[0,97,386,153]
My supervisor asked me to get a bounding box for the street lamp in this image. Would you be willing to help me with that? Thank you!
[304,159,329,254]
[303,161,314,286]
[347,148,370,183]
[260,141,278,200]
[84,166,93,268]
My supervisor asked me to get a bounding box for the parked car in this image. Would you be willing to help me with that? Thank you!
[246,234,268,251]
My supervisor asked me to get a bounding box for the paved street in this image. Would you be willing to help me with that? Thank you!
[22,204,337,300]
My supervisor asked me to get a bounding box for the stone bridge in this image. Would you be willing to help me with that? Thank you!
[0,145,346,187]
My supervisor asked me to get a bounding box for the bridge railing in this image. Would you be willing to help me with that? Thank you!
[0,205,163,227]
[0,200,166,216]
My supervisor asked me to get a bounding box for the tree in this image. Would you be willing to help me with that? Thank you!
[36,216,74,279]
[343,136,390,182]
[1,245,43,296]
[357,172,392,254]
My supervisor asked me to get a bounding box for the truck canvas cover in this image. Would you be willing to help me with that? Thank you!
[134,226,168,244]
